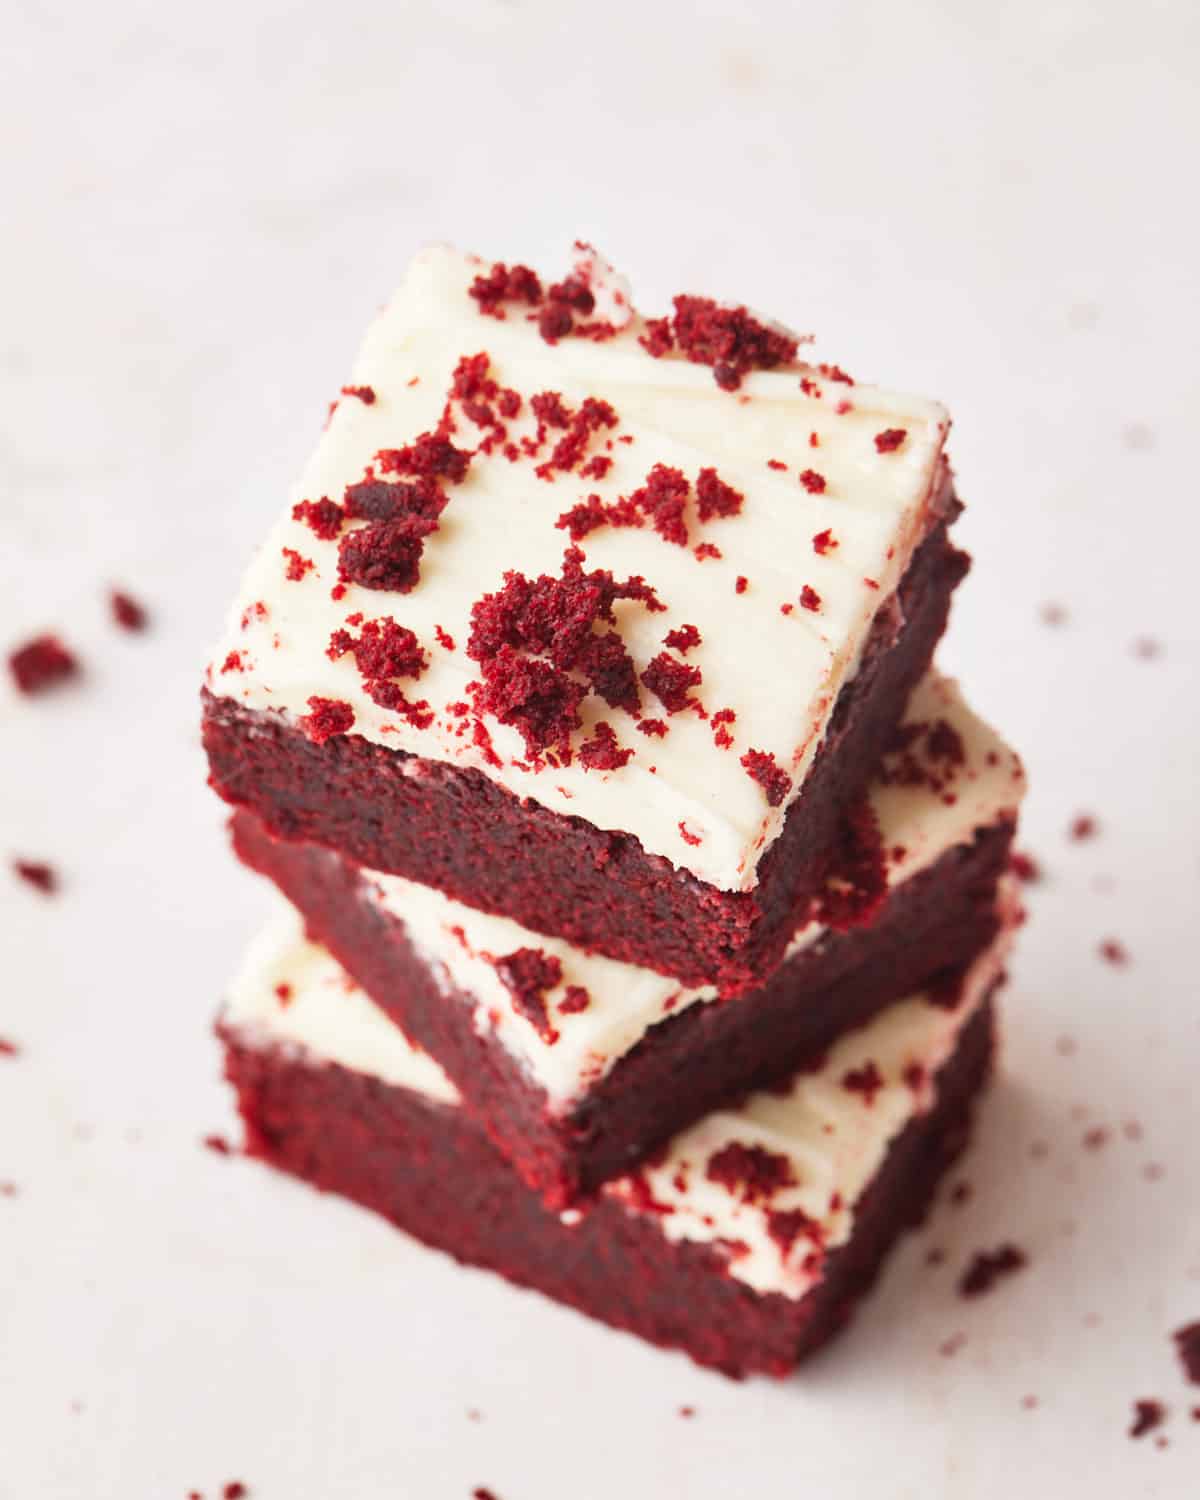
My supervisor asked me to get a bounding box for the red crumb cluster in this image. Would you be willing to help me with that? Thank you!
[298,696,355,745]
[841,1060,884,1105]
[640,295,800,391]
[468,259,615,346]
[710,707,736,749]
[327,618,432,724]
[340,384,376,404]
[740,748,791,807]
[578,721,633,771]
[558,985,591,1016]
[9,634,80,695]
[292,497,344,540]
[958,1243,1028,1297]
[281,548,314,581]
[799,469,827,494]
[705,1142,796,1204]
[765,1206,823,1257]
[663,623,701,654]
[874,428,908,453]
[467,550,663,758]
[1174,1323,1200,1384]
[558,461,739,550]
[493,947,564,1044]
[1129,1400,1167,1439]
[879,716,968,797]
[13,859,57,895]
[812,529,837,555]
[110,590,148,631]
[695,468,745,522]
[641,653,702,715]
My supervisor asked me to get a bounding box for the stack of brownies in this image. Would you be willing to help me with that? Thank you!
[202,244,1025,1377]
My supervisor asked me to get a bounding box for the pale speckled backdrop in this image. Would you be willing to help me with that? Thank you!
[1,3,1198,1497]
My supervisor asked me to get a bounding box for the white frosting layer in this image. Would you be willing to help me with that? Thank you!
[208,244,950,892]
[223,908,460,1105]
[349,672,1023,1106]
[226,907,1011,1299]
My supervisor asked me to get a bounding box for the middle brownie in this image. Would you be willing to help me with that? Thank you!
[234,673,1024,1207]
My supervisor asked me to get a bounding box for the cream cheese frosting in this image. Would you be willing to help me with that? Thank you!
[208,244,951,892]
[224,902,1010,1299]
[343,672,1023,1106]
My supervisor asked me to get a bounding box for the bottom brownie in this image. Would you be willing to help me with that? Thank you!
[219,914,1005,1378]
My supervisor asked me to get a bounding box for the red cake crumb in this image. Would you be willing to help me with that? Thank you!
[337,521,426,593]
[281,548,314,581]
[470,260,543,317]
[344,478,447,527]
[799,469,827,494]
[819,363,854,386]
[538,302,574,343]
[340,384,375,404]
[812,529,837,555]
[799,585,821,613]
[1099,938,1128,966]
[740,748,790,807]
[842,1061,884,1105]
[695,468,745,522]
[1009,850,1041,883]
[472,1488,500,1500]
[292,497,344,540]
[735,575,748,594]
[1069,813,1097,841]
[578,721,633,772]
[767,459,787,472]
[378,432,471,484]
[222,1483,248,1500]
[705,1142,795,1203]
[678,822,702,847]
[327,617,428,684]
[669,295,799,390]
[628,464,691,546]
[766,1207,822,1255]
[558,985,591,1016]
[203,1134,232,1156]
[780,604,795,617]
[710,707,736,749]
[642,653,702,715]
[110,589,148,631]
[494,947,563,1044]
[1129,1400,1166,1439]
[580,454,612,480]
[664,624,701,653]
[0,1038,21,1057]
[874,428,907,453]
[638,718,668,737]
[274,983,293,1007]
[1173,1322,1200,1384]
[9,634,79,695]
[959,1244,1028,1297]
[638,316,675,357]
[298,696,355,745]
[220,651,245,674]
[694,542,722,561]
[434,626,455,651]
[13,860,57,895]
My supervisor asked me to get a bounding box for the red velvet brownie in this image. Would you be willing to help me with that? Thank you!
[219,912,1010,1378]
[202,244,967,991]
[233,674,1025,1206]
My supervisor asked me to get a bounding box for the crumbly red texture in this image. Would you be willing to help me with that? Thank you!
[298,697,355,745]
[842,1061,884,1105]
[110,590,148,631]
[578,721,634,772]
[341,384,376,404]
[799,470,826,494]
[9,634,79,695]
[204,509,967,993]
[558,985,591,1016]
[220,990,995,1376]
[1099,939,1128,966]
[627,465,690,545]
[13,859,57,894]
[812,530,837,556]
[799,585,821,613]
[766,1207,822,1256]
[667,296,799,391]
[959,1243,1028,1297]
[705,1143,795,1204]
[641,653,702,715]
[1009,850,1041,883]
[379,432,472,484]
[874,429,907,454]
[343,477,447,527]
[1129,1400,1166,1439]
[292,497,344,540]
[203,1133,232,1155]
[740,748,790,807]
[1069,813,1097,841]
[663,624,701,654]
[711,707,736,749]
[1174,1322,1200,1384]
[327,618,427,686]
[469,262,544,317]
[337,520,427,593]
[494,948,562,1044]
[229,802,1011,1205]
[695,469,744,522]
[222,1483,248,1500]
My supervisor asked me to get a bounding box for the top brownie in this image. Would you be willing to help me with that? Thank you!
[203,244,962,988]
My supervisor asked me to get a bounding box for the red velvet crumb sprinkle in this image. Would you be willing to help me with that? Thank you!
[695,468,745,522]
[9,634,80,695]
[0,1037,20,1057]
[292,497,344,540]
[578,721,634,772]
[110,590,148,631]
[959,1244,1028,1297]
[1129,1400,1167,1440]
[281,548,314,581]
[298,696,355,745]
[735,575,748,595]
[693,542,721,561]
[340,384,376,404]
[812,529,837,555]
[337,521,426,593]
[663,624,701,654]
[841,1060,884,1105]
[1069,813,1097,841]
[767,459,787,472]
[469,261,544,317]
[344,477,447,527]
[378,432,471,484]
[274,982,293,1006]
[799,585,821,612]
[740,748,790,806]
[641,653,702,715]
[799,469,826,494]
[766,1207,823,1256]
[1174,1322,1200,1385]
[678,822,702,847]
[710,707,736,749]
[222,1484,248,1500]
[327,617,427,682]
[705,1142,795,1203]
[638,718,668,738]
[13,860,57,895]
[874,427,907,453]
[493,947,563,1044]
[203,1134,232,1155]
[629,464,691,546]
[669,295,799,391]
[434,625,455,651]
[558,985,591,1016]
[638,316,675,357]
[1099,938,1128,966]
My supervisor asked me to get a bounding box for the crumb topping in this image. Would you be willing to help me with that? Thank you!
[493,947,563,1044]
[740,747,791,806]
[9,634,79,696]
[705,1142,796,1203]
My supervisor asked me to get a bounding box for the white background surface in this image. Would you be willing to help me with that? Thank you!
[2,2,1198,1496]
